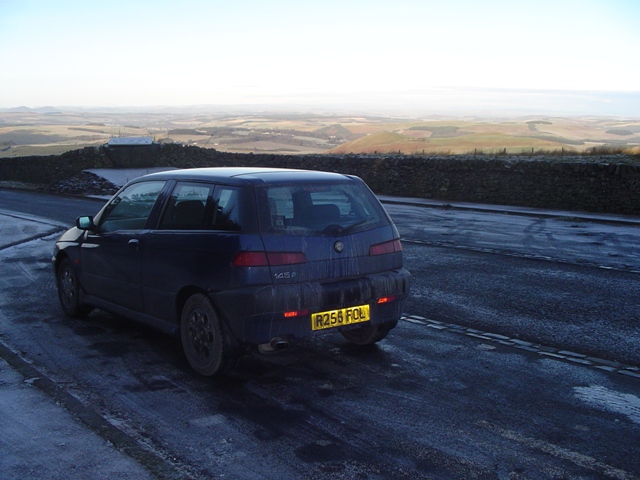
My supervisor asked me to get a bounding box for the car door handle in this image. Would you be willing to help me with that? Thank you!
[128,239,140,250]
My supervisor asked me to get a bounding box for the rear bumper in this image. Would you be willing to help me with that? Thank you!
[213,268,411,344]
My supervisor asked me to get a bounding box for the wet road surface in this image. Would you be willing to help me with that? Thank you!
[1,189,639,479]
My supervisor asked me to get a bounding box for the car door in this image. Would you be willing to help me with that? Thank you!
[141,182,257,323]
[80,180,166,312]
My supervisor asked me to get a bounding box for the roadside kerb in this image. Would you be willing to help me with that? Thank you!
[378,196,640,226]
[0,211,66,250]
[0,340,184,479]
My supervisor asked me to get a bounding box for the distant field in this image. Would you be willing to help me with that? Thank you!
[1,108,638,157]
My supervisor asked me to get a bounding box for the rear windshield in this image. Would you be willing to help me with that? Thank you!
[257,181,388,235]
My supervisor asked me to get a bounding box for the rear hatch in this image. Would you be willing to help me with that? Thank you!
[254,178,404,284]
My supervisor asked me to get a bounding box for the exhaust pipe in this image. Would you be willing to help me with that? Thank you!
[258,336,291,354]
[270,337,290,349]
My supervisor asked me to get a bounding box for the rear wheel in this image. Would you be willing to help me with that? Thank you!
[181,293,236,376]
[341,322,395,345]
[56,258,92,318]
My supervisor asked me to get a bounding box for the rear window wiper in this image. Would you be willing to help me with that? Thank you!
[326,217,373,235]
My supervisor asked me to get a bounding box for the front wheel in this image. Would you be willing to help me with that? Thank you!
[341,322,395,345]
[56,258,92,318]
[180,293,236,376]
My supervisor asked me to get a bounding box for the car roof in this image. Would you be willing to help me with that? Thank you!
[139,167,355,185]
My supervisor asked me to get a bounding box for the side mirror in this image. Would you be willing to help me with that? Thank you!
[76,216,95,231]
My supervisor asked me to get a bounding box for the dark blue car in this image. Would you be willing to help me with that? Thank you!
[53,167,411,376]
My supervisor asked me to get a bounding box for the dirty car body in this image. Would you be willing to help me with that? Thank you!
[53,167,411,375]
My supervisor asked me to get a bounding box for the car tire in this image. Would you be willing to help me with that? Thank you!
[181,293,236,376]
[56,258,92,318]
[341,322,394,345]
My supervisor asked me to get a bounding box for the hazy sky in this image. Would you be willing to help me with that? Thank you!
[1,0,639,113]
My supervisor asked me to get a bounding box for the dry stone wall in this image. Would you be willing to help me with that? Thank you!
[1,144,639,215]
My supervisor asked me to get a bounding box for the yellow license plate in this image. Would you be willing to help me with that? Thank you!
[311,304,370,331]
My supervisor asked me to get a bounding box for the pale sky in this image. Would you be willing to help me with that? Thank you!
[1,0,639,113]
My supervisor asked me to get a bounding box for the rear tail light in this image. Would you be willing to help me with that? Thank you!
[232,251,307,267]
[232,252,269,267]
[377,296,397,304]
[369,239,403,256]
[284,309,309,318]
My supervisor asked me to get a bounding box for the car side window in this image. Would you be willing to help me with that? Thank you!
[212,186,242,231]
[99,181,166,233]
[160,183,213,230]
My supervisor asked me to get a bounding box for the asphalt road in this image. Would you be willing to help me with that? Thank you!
[1,189,639,479]
[382,202,640,367]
